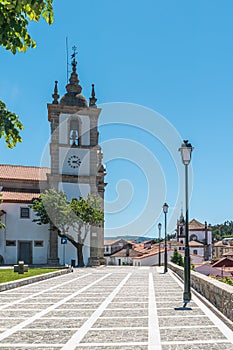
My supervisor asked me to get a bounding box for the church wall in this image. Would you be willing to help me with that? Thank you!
[79,115,90,145]
[59,114,69,144]
[0,203,49,264]
[58,182,90,200]
[189,247,204,257]
[189,230,212,245]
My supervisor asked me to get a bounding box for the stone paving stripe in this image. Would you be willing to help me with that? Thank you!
[0,273,92,311]
[22,328,80,331]
[40,317,88,319]
[90,327,148,330]
[156,307,199,310]
[0,344,62,348]
[0,273,112,343]
[100,316,148,319]
[158,315,207,318]
[159,325,216,329]
[148,272,162,350]
[169,270,233,344]
[75,342,149,347]
[61,273,132,350]
[162,339,231,345]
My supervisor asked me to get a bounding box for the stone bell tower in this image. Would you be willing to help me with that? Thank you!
[47,48,106,266]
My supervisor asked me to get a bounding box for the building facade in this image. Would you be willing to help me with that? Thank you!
[176,216,212,261]
[0,53,106,266]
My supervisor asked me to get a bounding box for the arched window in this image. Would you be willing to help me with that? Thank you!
[193,250,198,255]
[190,234,197,241]
[69,119,79,146]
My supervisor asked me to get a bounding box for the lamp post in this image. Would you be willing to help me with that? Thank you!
[179,140,194,307]
[163,203,169,273]
[158,223,162,266]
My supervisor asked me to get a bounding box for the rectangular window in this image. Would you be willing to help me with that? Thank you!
[6,240,16,246]
[20,207,30,218]
[34,240,44,247]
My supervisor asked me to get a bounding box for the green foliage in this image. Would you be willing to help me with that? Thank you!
[0,101,23,148]
[0,0,54,54]
[31,189,74,234]
[171,247,184,267]
[31,190,104,267]
[221,276,233,286]
[211,221,233,241]
[70,194,104,228]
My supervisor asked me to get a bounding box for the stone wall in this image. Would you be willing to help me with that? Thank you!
[168,262,233,321]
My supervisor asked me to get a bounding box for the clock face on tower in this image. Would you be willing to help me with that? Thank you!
[67,155,81,168]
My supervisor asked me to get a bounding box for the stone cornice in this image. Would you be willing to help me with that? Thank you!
[47,104,101,121]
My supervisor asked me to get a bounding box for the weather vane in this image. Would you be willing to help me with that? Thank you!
[71,45,78,62]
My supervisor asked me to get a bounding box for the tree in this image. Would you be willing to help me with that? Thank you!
[0,1,54,146]
[211,221,233,241]
[0,101,23,148]
[70,195,104,267]
[31,190,104,267]
[171,248,184,267]
[0,0,54,54]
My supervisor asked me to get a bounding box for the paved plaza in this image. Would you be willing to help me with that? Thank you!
[0,266,232,349]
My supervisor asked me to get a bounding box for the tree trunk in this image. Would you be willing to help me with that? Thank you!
[77,243,84,267]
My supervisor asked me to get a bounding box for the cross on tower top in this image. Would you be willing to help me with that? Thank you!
[71,46,78,64]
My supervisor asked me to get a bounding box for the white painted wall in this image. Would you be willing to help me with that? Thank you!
[79,115,90,145]
[132,250,174,267]
[59,114,69,144]
[189,230,212,245]
[189,247,204,256]
[59,147,90,176]
[0,203,49,264]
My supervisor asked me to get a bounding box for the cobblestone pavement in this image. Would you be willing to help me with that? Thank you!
[0,266,232,349]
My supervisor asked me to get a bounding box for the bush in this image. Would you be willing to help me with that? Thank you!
[171,248,184,267]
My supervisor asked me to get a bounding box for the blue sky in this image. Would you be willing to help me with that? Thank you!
[1,0,233,238]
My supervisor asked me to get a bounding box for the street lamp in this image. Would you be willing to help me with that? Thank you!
[179,140,194,307]
[158,223,162,266]
[163,203,169,273]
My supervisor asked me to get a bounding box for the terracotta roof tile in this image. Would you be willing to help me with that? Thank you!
[1,191,41,202]
[111,249,142,257]
[189,240,204,247]
[195,264,232,277]
[212,257,233,268]
[189,219,212,231]
[0,164,50,181]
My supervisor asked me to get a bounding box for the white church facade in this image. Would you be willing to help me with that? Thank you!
[0,51,106,266]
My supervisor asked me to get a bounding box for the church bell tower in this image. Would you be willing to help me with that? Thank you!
[47,48,106,266]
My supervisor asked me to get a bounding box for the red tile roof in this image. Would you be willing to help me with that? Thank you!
[1,191,41,203]
[195,264,232,277]
[189,219,212,231]
[111,248,142,258]
[189,240,204,247]
[0,164,50,181]
[212,257,233,268]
